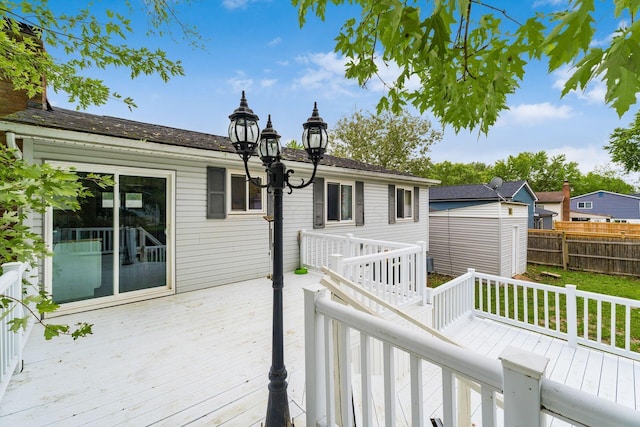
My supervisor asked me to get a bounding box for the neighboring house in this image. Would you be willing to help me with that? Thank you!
[571,190,640,223]
[0,86,438,315]
[429,180,537,228]
[429,202,528,277]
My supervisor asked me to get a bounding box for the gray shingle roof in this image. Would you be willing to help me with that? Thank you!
[1,106,416,177]
[536,191,564,203]
[430,180,528,201]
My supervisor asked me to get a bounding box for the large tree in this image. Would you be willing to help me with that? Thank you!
[420,160,494,186]
[492,151,582,192]
[570,165,637,195]
[294,1,640,133]
[605,111,640,173]
[0,0,193,109]
[330,109,442,173]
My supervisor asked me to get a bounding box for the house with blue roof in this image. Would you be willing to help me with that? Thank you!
[571,191,640,223]
[429,180,538,228]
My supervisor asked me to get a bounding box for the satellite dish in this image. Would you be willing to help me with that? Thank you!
[488,176,503,190]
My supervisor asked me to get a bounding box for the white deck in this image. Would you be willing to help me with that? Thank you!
[1,272,638,426]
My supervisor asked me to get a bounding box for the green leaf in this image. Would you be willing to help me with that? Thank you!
[8,316,29,333]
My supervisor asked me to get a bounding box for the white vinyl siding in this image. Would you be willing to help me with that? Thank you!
[30,137,431,297]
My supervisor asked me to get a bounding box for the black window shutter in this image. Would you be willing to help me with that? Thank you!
[313,177,325,229]
[388,184,396,224]
[414,186,420,222]
[355,181,364,226]
[207,166,226,219]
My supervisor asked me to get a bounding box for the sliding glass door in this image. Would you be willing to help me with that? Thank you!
[50,165,173,305]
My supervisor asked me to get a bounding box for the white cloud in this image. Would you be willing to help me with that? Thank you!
[292,52,356,96]
[221,0,250,10]
[227,72,253,93]
[533,0,566,7]
[552,66,606,104]
[261,79,277,88]
[267,37,282,48]
[547,145,610,173]
[505,102,573,125]
[292,50,421,98]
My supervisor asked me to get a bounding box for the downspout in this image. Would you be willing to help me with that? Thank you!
[6,131,22,159]
[498,202,503,276]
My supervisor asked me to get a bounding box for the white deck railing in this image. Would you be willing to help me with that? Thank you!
[55,226,166,262]
[304,286,640,427]
[0,262,36,402]
[300,230,427,307]
[431,268,640,361]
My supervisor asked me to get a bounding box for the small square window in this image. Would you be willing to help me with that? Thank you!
[231,174,263,212]
[577,201,592,209]
[327,182,353,222]
[396,187,413,219]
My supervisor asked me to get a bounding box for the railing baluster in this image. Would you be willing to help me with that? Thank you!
[410,355,424,426]
[383,343,395,427]
[597,299,602,343]
[610,302,616,349]
[360,334,372,426]
[625,306,631,351]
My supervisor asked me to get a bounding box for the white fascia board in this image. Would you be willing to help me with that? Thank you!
[1,121,252,167]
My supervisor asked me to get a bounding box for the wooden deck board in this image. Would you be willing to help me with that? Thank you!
[1,273,638,426]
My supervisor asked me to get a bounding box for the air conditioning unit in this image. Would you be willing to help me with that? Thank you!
[426,255,435,274]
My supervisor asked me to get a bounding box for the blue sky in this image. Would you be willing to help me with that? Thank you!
[47,1,638,184]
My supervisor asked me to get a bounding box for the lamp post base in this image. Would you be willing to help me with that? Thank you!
[265,384,291,427]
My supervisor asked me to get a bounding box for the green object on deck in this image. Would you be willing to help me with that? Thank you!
[294,267,308,275]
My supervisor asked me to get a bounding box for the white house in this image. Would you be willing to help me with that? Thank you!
[0,84,439,315]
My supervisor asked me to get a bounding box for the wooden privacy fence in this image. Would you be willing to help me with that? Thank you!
[554,221,640,234]
[528,229,640,276]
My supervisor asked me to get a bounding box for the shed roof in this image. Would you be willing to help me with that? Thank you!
[534,207,558,217]
[1,106,425,179]
[430,180,532,201]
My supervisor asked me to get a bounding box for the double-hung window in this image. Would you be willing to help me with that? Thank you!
[396,187,413,219]
[207,167,265,218]
[327,181,353,222]
[231,174,263,212]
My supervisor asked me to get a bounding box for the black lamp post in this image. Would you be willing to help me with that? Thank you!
[228,91,328,427]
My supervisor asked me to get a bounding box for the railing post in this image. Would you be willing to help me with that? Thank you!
[565,285,577,348]
[2,262,25,375]
[467,268,476,317]
[299,230,307,269]
[417,241,427,306]
[329,254,344,276]
[500,346,549,427]
[345,233,354,257]
[304,285,328,427]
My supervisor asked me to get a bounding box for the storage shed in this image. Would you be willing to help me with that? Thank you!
[429,201,528,277]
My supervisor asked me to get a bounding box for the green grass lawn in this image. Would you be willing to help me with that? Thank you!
[428,264,640,352]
